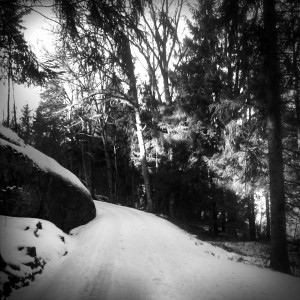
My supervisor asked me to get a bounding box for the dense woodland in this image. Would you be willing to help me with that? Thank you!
[1,0,300,275]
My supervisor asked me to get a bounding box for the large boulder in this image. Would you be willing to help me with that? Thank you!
[0,125,96,232]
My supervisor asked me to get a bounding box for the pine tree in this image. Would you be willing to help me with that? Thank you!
[19,103,32,144]
[263,0,290,274]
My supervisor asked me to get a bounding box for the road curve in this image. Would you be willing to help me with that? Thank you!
[9,201,300,300]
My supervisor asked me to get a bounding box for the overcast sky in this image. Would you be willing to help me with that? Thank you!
[0,1,195,122]
[0,3,55,121]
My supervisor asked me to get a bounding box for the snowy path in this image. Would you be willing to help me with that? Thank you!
[10,201,300,300]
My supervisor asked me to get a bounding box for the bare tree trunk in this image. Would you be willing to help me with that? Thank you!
[7,70,10,127]
[147,56,162,103]
[266,191,271,240]
[13,97,17,132]
[221,210,226,233]
[134,108,153,211]
[211,201,218,236]
[292,41,300,150]
[294,73,300,184]
[248,194,256,241]
[124,157,130,206]
[221,189,227,233]
[81,142,88,189]
[227,210,238,239]
[263,0,290,274]
[131,162,135,207]
[88,135,95,199]
[113,140,119,203]
[234,61,240,96]
[101,134,114,203]
[162,68,171,106]
[70,141,74,173]
[154,144,159,211]
[123,36,153,211]
[294,70,300,150]
[223,190,237,239]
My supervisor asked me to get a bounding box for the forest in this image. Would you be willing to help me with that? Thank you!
[1,0,299,276]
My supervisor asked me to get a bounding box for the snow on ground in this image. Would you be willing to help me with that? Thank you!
[210,241,270,268]
[0,216,73,297]
[0,124,90,196]
[4,201,300,300]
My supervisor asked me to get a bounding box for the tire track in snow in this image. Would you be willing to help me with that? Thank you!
[9,201,300,300]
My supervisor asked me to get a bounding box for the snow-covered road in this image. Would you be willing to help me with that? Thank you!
[10,201,300,300]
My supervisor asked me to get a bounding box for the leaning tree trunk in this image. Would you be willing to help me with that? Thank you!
[122,36,153,212]
[135,107,153,211]
[263,0,290,274]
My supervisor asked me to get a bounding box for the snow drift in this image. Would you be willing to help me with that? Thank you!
[0,215,73,298]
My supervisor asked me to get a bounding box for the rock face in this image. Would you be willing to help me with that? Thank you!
[0,125,96,232]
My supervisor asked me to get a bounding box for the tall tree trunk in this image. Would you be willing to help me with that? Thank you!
[224,190,237,238]
[234,60,240,96]
[226,30,233,98]
[135,108,153,211]
[131,162,135,207]
[227,210,238,239]
[263,0,290,274]
[294,73,300,183]
[88,135,95,199]
[124,157,130,206]
[13,98,17,132]
[294,65,300,150]
[248,194,256,241]
[221,210,226,233]
[101,133,114,203]
[81,141,88,189]
[147,57,162,104]
[162,67,171,106]
[123,37,153,212]
[265,191,271,240]
[6,42,12,128]
[211,201,218,236]
[113,140,119,203]
[7,70,11,127]
[292,41,300,150]
[221,189,227,233]
[154,143,159,212]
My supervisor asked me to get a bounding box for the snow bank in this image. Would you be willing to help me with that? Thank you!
[0,125,25,147]
[0,216,74,297]
[210,241,270,267]
[0,124,89,196]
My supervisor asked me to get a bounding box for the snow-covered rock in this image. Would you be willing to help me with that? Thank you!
[0,124,96,232]
[0,216,73,298]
